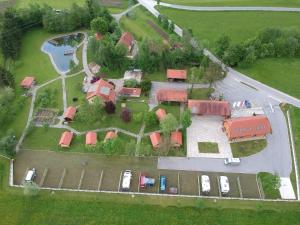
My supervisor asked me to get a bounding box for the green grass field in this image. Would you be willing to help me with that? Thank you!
[238,58,300,98]
[198,142,219,153]
[120,6,166,42]
[162,0,300,7]
[66,73,85,106]
[231,139,267,157]
[13,29,59,84]
[15,0,85,9]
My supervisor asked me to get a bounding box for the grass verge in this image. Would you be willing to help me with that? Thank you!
[231,139,267,158]
[198,142,219,153]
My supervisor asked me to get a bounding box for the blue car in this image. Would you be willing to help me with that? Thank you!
[160,175,166,192]
[244,100,251,108]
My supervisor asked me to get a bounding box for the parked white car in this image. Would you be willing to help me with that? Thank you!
[201,175,211,194]
[122,170,132,191]
[224,158,241,165]
[219,176,230,195]
[25,168,36,183]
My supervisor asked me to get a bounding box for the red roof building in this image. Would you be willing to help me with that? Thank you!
[171,131,183,147]
[86,131,97,145]
[150,132,161,149]
[117,32,134,52]
[157,89,188,103]
[21,76,35,89]
[86,79,116,103]
[224,115,272,141]
[64,106,77,121]
[104,131,117,142]
[156,108,167,121]
[59,131,73,148]
[167,69,187,80]
[95,32,103,41]
[188,100,231,117]
[119,87,141,98]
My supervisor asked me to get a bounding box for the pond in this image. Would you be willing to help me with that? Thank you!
[42,33,84,74]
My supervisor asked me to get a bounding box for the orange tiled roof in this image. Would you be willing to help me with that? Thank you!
[59,131,73,147]
[104,131,117,141]
[150,132,161,148]
[157,89,187,103]
[171,131,183,146]
[155,108,167,121]
[167,69,187,80]
[117,32,134,49]
[119,87,141,97]
[224,115,272,140]
[64,106,76,120]
[86,79,116,103]
[188,100,231,117]
[86,131,97,145]
[21,76,35,88]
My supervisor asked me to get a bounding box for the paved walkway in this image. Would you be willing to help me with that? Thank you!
[187,116,232,158]
[112,3,141,22]
[160,2,300,11]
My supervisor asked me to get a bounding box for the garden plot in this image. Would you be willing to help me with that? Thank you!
[34,108,58,125]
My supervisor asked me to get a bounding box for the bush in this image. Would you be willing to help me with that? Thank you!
[120,107,132,122]
[258,172,280,199]
[144,111,157,127]
[104,101,116,114]
[23,182,40,196]
[140,79,152,95]
[124,79,138,88]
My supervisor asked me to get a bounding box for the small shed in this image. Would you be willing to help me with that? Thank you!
[150,132,161,149]
[63,106,77,121]
[157,89,188,103]
[119,87,141,98]
[21,76,35,89]
[171,131,183,147]
[167,69,187,81]
[123,70,142,83]
[86,131,97,146]
[59,131,73,148]
[104,131,117,142]
[155,108,167,121]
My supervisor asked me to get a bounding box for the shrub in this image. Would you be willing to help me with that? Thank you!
[144,111,157,127]
[120,107,132,122]
[124,79,138,88]
[104,101,116,114]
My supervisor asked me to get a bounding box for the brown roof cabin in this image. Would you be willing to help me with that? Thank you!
[156,89,188,103]
[167,69,187,82]
[59,131,73,148]
[86,131,97,146]
[170,131,183,147]
[155,108,167,121]
[63,106,77,121]
[188,100,231,117]
[104,131,117,142]
[223,115,272,142]
[150,132,161,149]
[21,76,35,89]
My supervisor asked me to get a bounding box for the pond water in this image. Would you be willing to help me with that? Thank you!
[42,33,84,74]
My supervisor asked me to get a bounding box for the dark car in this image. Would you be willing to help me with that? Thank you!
[160,175,166,192]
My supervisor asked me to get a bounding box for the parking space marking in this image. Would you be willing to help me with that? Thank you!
[39,168,48,187]
[177,173,180,195]
[217,176,221,197]
[237,176,243,198]
[256,174,264,199]
[77,169,85,190]
[97,170,103,191]
[58,168,66,189]
[197,176,201,196]
[118,171,122,192]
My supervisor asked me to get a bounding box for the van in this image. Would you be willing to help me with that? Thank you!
[25,168,36,183]
[224,158,241,165]
[121,170,132,191]
[201,175,211,194]
[219,176,230,195]
[160,175,166,192]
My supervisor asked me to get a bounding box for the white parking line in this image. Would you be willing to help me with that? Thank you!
[98,170,103,191]
[58,168,66,189]
[157,173,160,194]
[39,168,48,187]
[269,102,274,113]
[77,169,85,190]
[118,171,122,192]
[177,173,180,195]
[138,171,141,193]
[217,177,221,197]
[197,176,201,196]
[237,176,243,198]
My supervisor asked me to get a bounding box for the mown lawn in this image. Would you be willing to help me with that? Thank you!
[35,79,63,111]
[1,156,300,224]
[15,0,85,9]
[158,8,300,47]
[231,139,267,157]
[162,0,300,7]
[198,142,219,153]
[258,172,281,199]
[120,6,167,42]
[238,58,300,98]
[189,88,214,99]
[13,29,59,85]
[71,101,149,133]
[65,73,85,106]
[21,127,136,154]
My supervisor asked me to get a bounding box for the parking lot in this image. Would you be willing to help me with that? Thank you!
[14,150,262,199]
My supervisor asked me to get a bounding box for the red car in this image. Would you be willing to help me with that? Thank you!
[139,173,155,188]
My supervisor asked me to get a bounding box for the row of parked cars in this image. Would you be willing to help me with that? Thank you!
[122,171,231,196]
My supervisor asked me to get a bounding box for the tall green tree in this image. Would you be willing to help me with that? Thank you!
[160,113,178,136]
[90,17,109,34]
[182,109,192,129]
[0,66,15,87]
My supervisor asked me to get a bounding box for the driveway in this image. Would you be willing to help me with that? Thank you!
[187,116,232,158]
